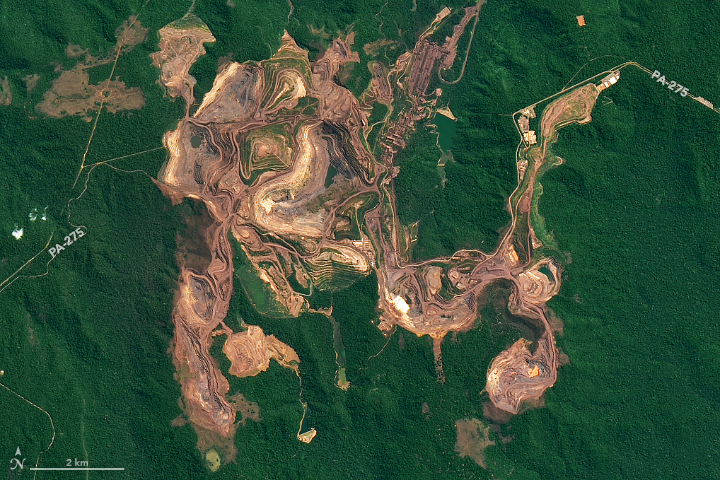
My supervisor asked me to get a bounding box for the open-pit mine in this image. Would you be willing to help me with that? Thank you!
[152,1,606,468]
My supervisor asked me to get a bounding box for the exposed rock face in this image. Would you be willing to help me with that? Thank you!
[37,16,147,121]
[455,418,495,469]
[153,0,589,468]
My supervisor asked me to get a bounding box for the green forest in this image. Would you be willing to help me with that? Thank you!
[1,0,719,478]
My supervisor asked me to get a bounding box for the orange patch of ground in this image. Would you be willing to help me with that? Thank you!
[37,16,147,120]
[455,418,495,469]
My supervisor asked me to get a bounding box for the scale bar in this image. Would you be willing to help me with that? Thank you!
[31,468,125,471]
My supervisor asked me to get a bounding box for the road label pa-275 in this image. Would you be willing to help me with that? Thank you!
[651,70,688,96]
[49,227,85,259]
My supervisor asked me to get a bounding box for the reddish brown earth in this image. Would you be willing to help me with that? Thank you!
[152,1,596,466]
[37,16,147,121]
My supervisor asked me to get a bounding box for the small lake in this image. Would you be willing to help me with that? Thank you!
[435,114,457,152]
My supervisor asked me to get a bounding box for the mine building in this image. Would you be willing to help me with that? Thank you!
[597,71,620,92]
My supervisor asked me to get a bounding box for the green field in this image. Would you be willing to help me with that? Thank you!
[1,1,719,479]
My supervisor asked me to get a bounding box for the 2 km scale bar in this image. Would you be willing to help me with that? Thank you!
[31,467,125,471]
